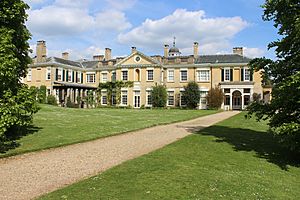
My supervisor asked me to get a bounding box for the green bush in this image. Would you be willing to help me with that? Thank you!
[206,86,224,109]
[182,81,200,109]
[47,95,57,106]
[151,84,167,108]
[37,85,47,104]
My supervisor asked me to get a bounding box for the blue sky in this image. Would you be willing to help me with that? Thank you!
[25,0,278,60]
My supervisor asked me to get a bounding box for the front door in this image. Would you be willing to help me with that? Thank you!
[232,90,242,110]
[134,91,140,108]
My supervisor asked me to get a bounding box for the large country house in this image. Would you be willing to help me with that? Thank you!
[24,40,271,110]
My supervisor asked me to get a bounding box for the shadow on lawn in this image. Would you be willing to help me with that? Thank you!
[0,125,41,153]
[194,125,300,170]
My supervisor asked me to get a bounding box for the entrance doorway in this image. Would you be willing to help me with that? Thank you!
[134,91,140,108]
[232,90,242,110]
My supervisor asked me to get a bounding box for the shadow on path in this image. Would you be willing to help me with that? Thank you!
[194,125,300,170]
[0,125,41,153]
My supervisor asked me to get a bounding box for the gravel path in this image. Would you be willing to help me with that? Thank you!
[0,111,239,200]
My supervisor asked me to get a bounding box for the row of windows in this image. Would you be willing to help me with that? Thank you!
[27,67,252,83]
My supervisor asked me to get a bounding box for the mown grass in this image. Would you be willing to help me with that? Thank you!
[1,104,218,157]
[40,113,300,200]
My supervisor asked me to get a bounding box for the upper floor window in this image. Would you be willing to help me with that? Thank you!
[122,70,128,81]
[111,71,116,82]
[77,71,82,83]
[225,69,230,81]
[101,72,108,83]
[180,69,188,82]
[57,68,62,81]
[244,68,250,81]
[167,69,174,82]
[46,67,51,80]
[197,70,210,82]
[67,70,72,82]
[27,68,32,81]
[86,73,95,83]
[147,70,154,81]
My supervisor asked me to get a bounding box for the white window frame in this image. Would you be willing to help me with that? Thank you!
[101,72,108,83]
[180,69,188,82]
[68,69,73,82]
[58,68,62,81]
[27,68,32,81]
[86,72,96,83]
[146,91,152,106]
[167,69,174,82]
[111,71,116,82]
[224,68,230,82]
[77,71,81,83]
[46,67,51,80]
[147,69,154,81]
[244,67,251,81]
[197,69,210,82]
[101,91,107,105]
[122,70,128,81]
[121,90,128,106]
[167,91,175,106]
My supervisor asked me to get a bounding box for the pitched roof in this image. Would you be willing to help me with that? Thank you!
[195,54,251,64]
[52,57,83,68]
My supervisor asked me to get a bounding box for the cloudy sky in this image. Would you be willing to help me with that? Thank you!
[24,0,278,60]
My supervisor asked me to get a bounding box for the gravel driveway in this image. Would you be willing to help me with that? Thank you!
[0,111,239,200]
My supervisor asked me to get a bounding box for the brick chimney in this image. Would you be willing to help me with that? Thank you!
[131,46,137,54]
[164,44,169,57]
[193,42,199,58]
[233,47,243,56]
[62,52,69,60]
[36,40,47,63]
[93,55,104,61]
[104,48,111,61]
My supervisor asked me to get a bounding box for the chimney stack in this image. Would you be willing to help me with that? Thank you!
[193,42,199,58]
[131,46,137,54]
[164,44,169,57]
[233,47,243,56]
[93,55,104,61]
[62,52,69,60]
[36,40,47,63]
[104,48,111,61]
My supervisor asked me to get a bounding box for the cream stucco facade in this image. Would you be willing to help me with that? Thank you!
[24,40,271,110]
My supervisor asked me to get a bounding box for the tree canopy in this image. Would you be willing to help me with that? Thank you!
[247,0,300,152]
[0,0,38,152]
[182,81,200,109]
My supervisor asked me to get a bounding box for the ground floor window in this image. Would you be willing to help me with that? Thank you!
[168,91,174,106]
[102,92,107,105]
[121,91,127,105]
[147,91,152,106]
[244,95,250,106]
[180,92,186,106]
[112,93,117,105]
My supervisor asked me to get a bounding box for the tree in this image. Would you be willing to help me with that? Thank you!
[247,0,300,153]
[0,0,38,151]
[182,81,200,109]
[151,84,167,108]
[37,85,47,104]
[206,86,224,109]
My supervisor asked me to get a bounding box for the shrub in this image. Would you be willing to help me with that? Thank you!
[47,95,57,106]
[37,85,47,104]
[151,84,167,108]
[182,81,200,109]
[206,86,224,109]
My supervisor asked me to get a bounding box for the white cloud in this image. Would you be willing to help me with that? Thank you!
[118,9,249,54]
[244,47,265,58]
[95,10,132,32]
[26,0,132,36]
[27,6,94,36]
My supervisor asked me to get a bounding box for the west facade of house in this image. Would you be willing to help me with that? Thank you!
[23,40,271,110]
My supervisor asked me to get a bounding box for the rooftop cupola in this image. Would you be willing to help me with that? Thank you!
[168,36,181,57]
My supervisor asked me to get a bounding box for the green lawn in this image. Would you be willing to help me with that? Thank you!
[40,113,300,200]
[1,104,218,157]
